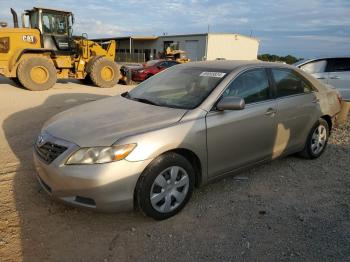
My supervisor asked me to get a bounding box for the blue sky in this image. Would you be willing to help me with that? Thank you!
[1,0,349,58]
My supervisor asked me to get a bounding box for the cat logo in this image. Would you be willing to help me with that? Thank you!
[22,35,37,44]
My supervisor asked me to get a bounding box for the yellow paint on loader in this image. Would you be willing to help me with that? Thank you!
[0,7,120,91]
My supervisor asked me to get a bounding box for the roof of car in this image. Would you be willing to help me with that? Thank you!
[179,60,292,71]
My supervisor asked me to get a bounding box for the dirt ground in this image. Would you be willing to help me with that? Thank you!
[0,77,349,262]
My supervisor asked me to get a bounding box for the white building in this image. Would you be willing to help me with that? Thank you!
[94,33,260,62]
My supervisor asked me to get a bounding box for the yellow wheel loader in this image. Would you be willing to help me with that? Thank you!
[0,7,120,91]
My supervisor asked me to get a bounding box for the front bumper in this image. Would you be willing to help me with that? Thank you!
[33,138,152,212]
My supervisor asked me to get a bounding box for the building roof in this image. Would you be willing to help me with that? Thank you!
[92,36,159,42]
[92,33,259,42]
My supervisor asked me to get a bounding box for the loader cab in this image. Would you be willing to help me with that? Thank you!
[26,7,73,53]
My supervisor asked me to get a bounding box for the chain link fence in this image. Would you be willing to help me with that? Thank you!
[116,53,145,63]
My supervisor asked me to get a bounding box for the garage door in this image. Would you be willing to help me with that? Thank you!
[185,40,199,61]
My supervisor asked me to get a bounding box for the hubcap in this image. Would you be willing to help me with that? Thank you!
[150,166,189,213]
[100,66,114,81]
[311,125,327,154]
[30,66,49,84]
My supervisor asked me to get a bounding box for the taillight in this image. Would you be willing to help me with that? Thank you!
[0,37,9,53]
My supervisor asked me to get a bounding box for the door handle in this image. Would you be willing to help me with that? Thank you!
[330,76,340,79]
[265,108,276,117]
[317,77,326,80]
[312,98,320,103]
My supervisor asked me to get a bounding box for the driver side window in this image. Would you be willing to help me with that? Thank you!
[223,69,270,104]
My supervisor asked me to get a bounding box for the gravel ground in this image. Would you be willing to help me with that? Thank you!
[0,77,349,262]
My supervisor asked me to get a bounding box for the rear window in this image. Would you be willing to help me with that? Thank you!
[300,60,327,74]
[145,60,160,67]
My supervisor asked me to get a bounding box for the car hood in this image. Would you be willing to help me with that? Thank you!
[43,95,187,147]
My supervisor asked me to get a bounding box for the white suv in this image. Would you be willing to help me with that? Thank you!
[295,57,350,101]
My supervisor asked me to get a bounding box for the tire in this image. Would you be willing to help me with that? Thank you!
[81,56,102,86]
[90,57,120,88]
[17,57,57,91]
[136,152,195,220]
[299,118,329,159]
[10,77,22,87]
[79,74,93,85]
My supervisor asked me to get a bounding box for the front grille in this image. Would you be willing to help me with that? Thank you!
[35,142,67,164]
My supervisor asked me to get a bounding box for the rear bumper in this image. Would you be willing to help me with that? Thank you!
[33,146,152,212]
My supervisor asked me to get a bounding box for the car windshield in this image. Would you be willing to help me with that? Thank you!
[145,60,160,67]
[127,67,229,109]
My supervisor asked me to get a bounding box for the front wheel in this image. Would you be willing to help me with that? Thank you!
[299,118,329,159]
[136,152,195,220]
[90,57,120,88]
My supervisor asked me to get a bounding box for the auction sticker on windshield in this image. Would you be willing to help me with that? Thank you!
[200,72,226,78]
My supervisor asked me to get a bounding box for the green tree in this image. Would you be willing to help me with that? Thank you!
[258,54,303,64]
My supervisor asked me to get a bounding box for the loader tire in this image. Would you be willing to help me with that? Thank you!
[90,57,120,88]
[10,77,23,87]
[79,74,93,85]
[80,56,101,86]
[17,57,57,91]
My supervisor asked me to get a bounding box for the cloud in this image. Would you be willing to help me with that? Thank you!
[0,0,349,57]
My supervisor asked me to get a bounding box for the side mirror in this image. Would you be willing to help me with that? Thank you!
[217,96,245,111]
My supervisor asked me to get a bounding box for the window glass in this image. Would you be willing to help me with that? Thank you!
[42,13,67,35]
[330,58,350,72]
[300,60,327,74]
[30,12,39,28]
[272,69,313,97]
[145,60,159,67]
[302,81,313,93]
[128,67,228,109]
[223,69,270,104]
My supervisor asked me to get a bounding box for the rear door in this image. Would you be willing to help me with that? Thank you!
[206,68,277,177]
[270,68,321,157]
[326,58,350,101]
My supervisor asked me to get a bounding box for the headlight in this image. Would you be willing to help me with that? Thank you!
[66,144,136,165]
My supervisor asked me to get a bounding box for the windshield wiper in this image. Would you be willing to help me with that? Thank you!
[131,97,159,106]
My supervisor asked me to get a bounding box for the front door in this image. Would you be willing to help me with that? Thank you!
[206,68,277,178]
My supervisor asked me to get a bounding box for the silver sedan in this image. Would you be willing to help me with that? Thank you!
[34,61,341,220]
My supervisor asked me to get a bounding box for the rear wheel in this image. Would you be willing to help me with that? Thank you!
[136,152,195,220]
[10,77,22,87]
[299,118,329,159]
[90,57,120,88]
[17,57,57,91]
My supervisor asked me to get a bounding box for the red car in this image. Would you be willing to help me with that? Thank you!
[131,60,179,82]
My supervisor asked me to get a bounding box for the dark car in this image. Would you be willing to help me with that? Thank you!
[132,60,179,82]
